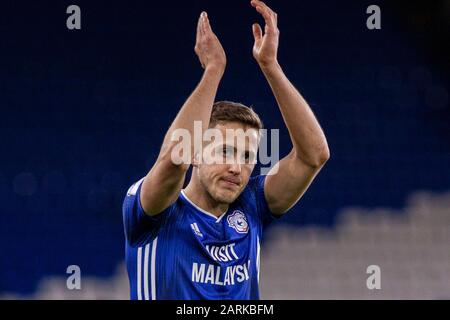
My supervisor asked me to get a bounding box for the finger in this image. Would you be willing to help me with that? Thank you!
[197,11,206,36]
[252,0,277,28]
[196,13,202,40]
[255,5,276,33]
[252,23,263,41]
[251,0,276,16]
[203,12,214,34]
[200,11,208,35]
[250,0,260,9]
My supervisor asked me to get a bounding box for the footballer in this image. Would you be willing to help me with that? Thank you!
[123,0,329,300]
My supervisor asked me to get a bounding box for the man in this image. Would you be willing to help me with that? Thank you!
[123,0,329,300]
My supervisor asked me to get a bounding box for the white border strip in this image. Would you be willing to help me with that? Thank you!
[143,243,150,300]
[256,235,261,284]
[181,190,227,223]
[137,247,142,300]
[151,237,158,300]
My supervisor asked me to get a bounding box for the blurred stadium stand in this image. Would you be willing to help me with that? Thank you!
[0,0,449,299]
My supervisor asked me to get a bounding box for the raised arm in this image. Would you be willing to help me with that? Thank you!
[140,12,226,216]
[251,0,330,214]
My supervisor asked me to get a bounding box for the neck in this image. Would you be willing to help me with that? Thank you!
[183,181,229,218]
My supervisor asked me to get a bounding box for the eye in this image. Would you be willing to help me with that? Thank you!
[222,146,234,157]
[243,151,255,163]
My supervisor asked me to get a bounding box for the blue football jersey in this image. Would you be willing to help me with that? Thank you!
[122,175,278,300]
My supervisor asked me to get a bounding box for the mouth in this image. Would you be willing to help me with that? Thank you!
[220,178,240,188]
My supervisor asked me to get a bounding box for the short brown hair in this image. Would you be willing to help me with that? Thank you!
[209,101,264,130]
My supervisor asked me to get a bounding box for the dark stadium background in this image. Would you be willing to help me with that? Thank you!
[0,0,449,297]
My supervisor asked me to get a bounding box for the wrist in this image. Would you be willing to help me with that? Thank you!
[204,64,225,78]
[258,60,281,74]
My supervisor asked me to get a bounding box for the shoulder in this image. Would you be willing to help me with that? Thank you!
[126,177,145,197]
[123,177,184,220]
[237,175,266,210]
[241,175,266,198]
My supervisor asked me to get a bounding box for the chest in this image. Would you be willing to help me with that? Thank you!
[167,207,260,266]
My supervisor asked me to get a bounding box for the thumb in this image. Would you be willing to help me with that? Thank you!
[252,23,262,42]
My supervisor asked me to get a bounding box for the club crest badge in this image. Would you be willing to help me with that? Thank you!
[227,210,249,234]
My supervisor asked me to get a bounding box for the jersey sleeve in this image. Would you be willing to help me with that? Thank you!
[248,174,282,228]
[122,178,172,247]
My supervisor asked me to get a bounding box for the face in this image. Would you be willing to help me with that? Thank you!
[194,121,259,204]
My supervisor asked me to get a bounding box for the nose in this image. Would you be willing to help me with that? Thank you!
[228,162,241,175]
